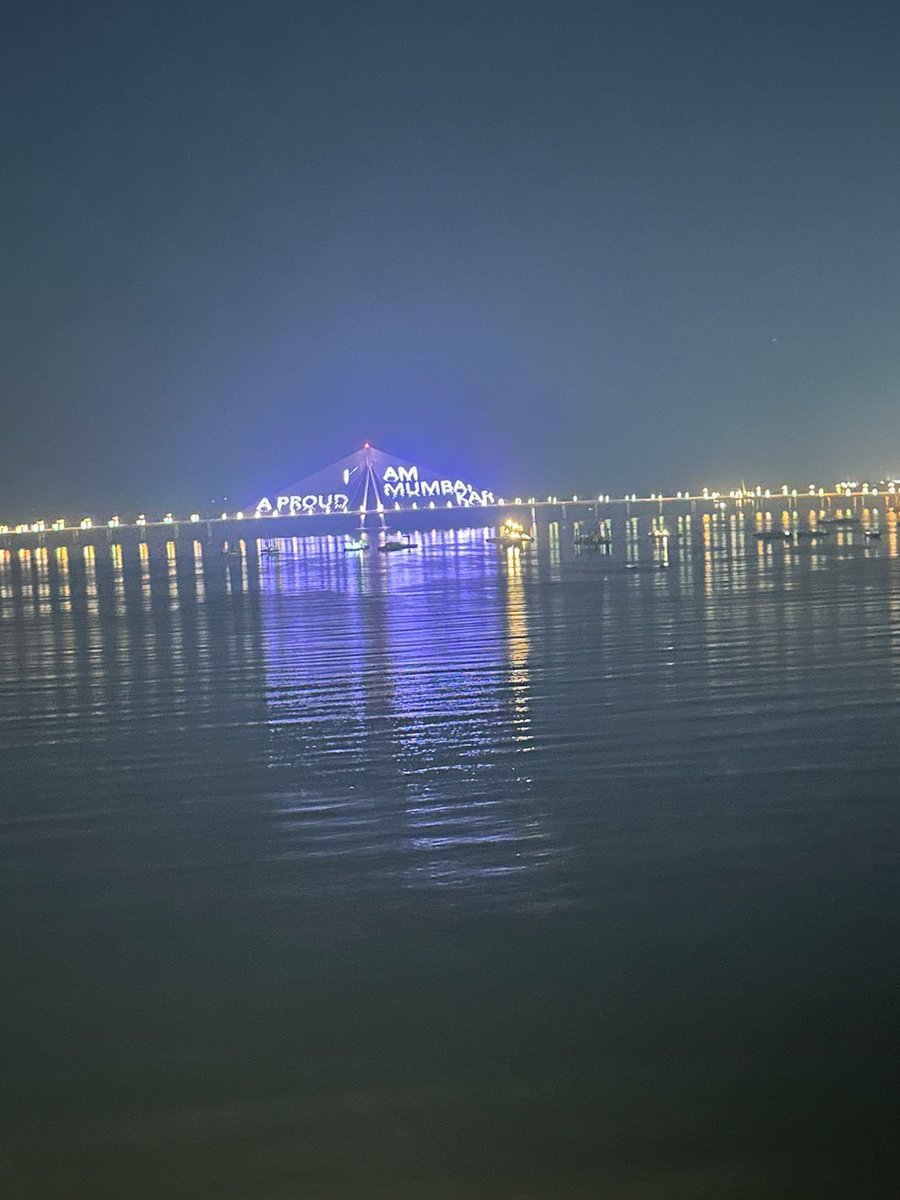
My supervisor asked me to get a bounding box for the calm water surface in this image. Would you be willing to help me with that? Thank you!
[1,521,898,1199]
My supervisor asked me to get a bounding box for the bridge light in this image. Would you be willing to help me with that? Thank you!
[235,511,244,520]
[190,513,200,523]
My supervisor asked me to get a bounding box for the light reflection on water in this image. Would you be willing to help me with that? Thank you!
[1,523,899,1198]
[256,532,557,908]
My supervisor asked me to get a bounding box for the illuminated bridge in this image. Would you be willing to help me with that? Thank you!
[0,442,893,550]
[253,443,497,520]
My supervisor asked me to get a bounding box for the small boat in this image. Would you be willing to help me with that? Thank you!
[755,529,792,541]
[260,544,280,556]
[575,532,611,548]
[378,535,417,553]
[489,519,533,547]
[344,538,369,552]
[864,528,882,539]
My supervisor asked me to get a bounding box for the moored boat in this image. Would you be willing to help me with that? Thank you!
[488,519,533,547]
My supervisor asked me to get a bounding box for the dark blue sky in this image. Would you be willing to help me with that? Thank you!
[3,0,900,515]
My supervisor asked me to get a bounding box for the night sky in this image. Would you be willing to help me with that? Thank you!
[3,0,900,517]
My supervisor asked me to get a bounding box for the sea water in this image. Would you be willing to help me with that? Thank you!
[1,524,897,1198]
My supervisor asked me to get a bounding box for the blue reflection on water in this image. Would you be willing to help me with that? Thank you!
[256,531,562,908]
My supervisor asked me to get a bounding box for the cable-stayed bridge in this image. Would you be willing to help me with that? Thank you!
[0,440,887,551]
[251,443,495,521]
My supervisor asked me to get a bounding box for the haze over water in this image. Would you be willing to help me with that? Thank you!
[1,521,898,1199]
